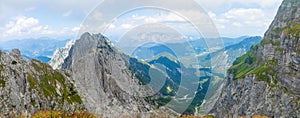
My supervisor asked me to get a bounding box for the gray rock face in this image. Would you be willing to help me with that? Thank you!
[0,49,84,117]
[62,33,154,116]
[208,0,300,117]
[210,75,299,117]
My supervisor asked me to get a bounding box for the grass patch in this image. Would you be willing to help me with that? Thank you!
[276,48,284,52]
[272,41,281,46]
[228,44,279,85]
[286,24,300,36]
[26,73,37,91]
[28,59,83,105]
[273,27,282,34]
[0,79,5,88]
[228,49,258,79]
[283,20,300,39]
[0,64,4,72]
[32,110,96,118]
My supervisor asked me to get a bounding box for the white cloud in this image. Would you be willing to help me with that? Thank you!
[121,24,134,29]
[108,24,116,29]
[1,16,79,40]
[0,0,283,39]
[208,12,216,19]
[240,0,282,8]
[72,26,80,32]
[198,0,283,11]
[232,22,242,27]
[224,8,264,20]
[222,8,270,27]
[4,16,41,35]
[130,13,185,24]
[207,7,277,37]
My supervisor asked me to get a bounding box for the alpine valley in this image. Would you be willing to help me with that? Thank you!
[0,0,299,117]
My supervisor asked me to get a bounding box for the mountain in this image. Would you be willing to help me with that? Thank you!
[129,36,251,61]
[1,33,181,117]
[0,49,85,116]
[49,40,75,69]
[198,36,262,71]
[206,0,300,117]
[128,36,261,114]
[0,38,69,62]
[61,33,157,116]
[131,42,177,60]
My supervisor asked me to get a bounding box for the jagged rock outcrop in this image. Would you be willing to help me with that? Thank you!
[208,0,300,117]
[0,49,84,117]
[62,33,155,116]
[49,39,75,69]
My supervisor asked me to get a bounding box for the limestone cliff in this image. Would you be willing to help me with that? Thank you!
[208,0,300,117]
[62,33,155,116]
[0,49,84,117]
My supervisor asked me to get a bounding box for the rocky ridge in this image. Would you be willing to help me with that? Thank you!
[207,0,300,117]
[0,49,84,116]
[62,32,156,116]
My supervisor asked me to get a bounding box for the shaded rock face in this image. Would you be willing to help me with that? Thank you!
[208,0,300,117]
[0,49,84,116]
[62,33,154,116]
[210,75,299,117]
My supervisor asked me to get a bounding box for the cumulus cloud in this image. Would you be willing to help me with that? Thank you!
[0,0,283,39]
[100,11,202,41]
[207,7,278,36]
[4,16,45,36]
[224,8,264,20]
[199,0,283,11]
[72,26,80,32]
[223,8,268,27]
[130,13,185,24]
[1,16,79,40]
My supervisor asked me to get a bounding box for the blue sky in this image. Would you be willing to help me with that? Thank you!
[0,0,283,40]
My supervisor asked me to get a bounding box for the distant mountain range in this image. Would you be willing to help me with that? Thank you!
[0,36,255,64]
[130,36,255,61]
[0,38,70,62]
[198,36,262,71]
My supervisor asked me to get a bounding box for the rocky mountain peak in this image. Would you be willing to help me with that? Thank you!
[62,32,155,116]
[0,49,85,117]
[9,49,21,58]
[207,0,300,117]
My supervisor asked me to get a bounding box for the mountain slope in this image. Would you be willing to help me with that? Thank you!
[0,49,84,116]
[130,36,251,61]
[145,54,213,114]
[49,39,75,69]
[208,0,300,117]
[199,36,262,71]
[62,33,155,116]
